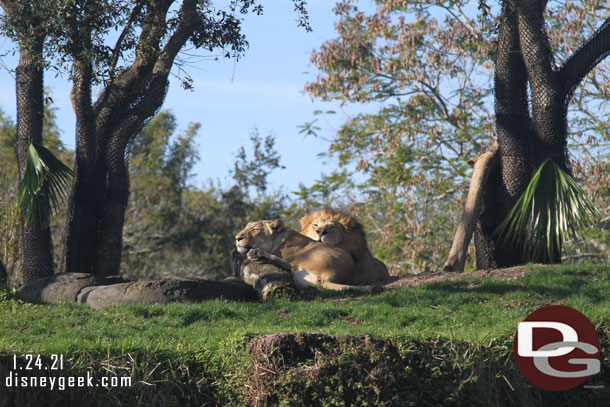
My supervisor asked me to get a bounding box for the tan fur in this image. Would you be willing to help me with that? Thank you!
[235,220,374,291]
[300,209,389,283]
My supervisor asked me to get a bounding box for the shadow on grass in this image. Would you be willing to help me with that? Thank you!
[419,277,604,304]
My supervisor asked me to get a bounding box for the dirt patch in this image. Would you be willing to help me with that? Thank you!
[246,333,404,407]
[372,264,544,291]
[244,326,610,407]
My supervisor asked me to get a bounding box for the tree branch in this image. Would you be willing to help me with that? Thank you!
[132,0,173,68]
[560,17,610,99]
[107,1,145,83]
[108,0,199,146]
[93,0,173,143]
[516,0,559,102]
[154,0,199,77]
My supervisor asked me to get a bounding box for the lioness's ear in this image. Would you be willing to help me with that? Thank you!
[299,215,312,231]
[269,219,285,233]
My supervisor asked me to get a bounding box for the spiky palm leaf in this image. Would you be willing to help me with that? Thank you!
[17,143,73,224]
[494,158,599,263]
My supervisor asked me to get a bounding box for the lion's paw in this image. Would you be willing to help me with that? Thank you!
[247,248,265,260]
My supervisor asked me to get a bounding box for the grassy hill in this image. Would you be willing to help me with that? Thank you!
[1,264,609,406]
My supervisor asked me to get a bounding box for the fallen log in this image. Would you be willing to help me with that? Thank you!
[444,145,499,272]
[237,249,299,301]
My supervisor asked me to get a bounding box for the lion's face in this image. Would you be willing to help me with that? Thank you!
[300,209,389,283]
[235,219,285,255]
[301,214,345,246]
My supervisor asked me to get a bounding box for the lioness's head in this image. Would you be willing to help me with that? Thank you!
[300,209,352,246]
[235,219,285,254]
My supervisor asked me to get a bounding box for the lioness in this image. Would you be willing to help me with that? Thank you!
[300,209,389,282]
[235,219,376,291]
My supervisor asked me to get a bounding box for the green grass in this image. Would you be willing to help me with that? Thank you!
[1,264,609,356]
[1,264,609,406]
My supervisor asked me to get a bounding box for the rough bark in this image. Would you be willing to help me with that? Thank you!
[473,165,502,270]
[63,59,100,274]
[560,17,610,98]
[15,36,54,284]
[444,146,498,272]
[516,0,568,170]
[93,140,130,276]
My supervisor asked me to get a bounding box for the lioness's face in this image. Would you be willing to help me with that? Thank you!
[305,217,344,246]
[235,220,285,254]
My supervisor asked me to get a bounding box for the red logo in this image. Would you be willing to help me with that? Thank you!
[513,305,600,391]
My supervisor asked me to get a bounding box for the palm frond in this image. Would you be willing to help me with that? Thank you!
[494,158,599,263]
[17,143,73,224]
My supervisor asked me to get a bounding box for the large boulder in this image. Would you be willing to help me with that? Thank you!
[78,278,257,309]
[18,272,257,308]
[18,272,127,303]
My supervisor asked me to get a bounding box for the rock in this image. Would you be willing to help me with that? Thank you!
[18,272,127,303]
[78,278,257,309]
[18,272,257,308]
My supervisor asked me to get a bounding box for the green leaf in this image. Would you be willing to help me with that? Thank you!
[494,159,599,263]
[17,143,73,224]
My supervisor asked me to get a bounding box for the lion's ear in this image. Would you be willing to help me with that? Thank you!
[299,215,312,231]
[269,219,285,234]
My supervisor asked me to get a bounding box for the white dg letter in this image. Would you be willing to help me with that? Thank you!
[518,322,577,357]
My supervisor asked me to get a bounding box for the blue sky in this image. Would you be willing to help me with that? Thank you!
[0,1,376,194]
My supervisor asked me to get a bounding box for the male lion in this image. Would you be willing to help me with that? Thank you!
[235,219,377,291]
[300,209,389,282]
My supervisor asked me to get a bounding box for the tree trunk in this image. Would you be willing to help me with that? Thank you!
[61,0,231,277]
[444,146,498,272]
[93,140,130,276]
[62,60,101,275]
[15,38,54,284]
[475,0,533,270]
[516,0,569,172]
[474,0,610,269]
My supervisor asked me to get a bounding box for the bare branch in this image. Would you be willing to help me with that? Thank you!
[107,1,145,83]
